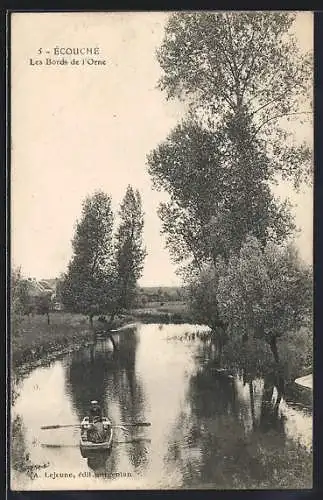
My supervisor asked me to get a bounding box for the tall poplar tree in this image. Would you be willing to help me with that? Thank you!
[114,186,146,314]
[61,191,115,323]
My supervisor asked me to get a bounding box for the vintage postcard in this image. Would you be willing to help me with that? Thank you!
[10,11,313,491]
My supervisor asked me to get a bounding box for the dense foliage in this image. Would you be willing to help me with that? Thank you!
[219,237,311,361]
[60,191,115,320]
[157,12,312,187]
[60,188,146,322]
[148,12,313,366]
[114,186,147,312]
[148,119,295,272]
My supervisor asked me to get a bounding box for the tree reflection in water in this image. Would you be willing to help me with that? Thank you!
[112,329,149,474]
[64,325,149,476]
[165,341,310,489]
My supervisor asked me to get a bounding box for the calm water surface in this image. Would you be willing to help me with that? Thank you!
[11,323,312,490]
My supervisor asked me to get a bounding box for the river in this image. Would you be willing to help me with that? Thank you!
[11,323,312,490]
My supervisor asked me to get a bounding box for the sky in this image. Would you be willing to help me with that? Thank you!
[11,12,313,286]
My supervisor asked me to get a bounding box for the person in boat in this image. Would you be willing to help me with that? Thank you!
[87,401,107,444]
[89,400,103,422]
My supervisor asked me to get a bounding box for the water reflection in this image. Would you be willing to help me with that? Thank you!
[165,342,310,488]
[65,325,149,475]
[12,323,312,490]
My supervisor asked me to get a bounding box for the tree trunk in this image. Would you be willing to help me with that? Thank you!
[275,372,285,408]
[249,381,256,429]
[108,310,118,329]
[46,312,50,325]
[90,344,95,363]
[269,336,279,364]
[108,334,117,351]
[89,314,94,327]
[217,326,228,363]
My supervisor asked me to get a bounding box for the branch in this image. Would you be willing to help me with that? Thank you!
[253,111,312,137]
[192,71,236,112]
[240,20,274,101]
[175,221,204,272]
[248,94,291,118]
[237,30,256,77]
[240,49,258,101]
[182,233,203,271]
[223,14,239,80]
[215,40,243,109]
[213,37,237,84]
[91,250,100,275]
[244,64,301,111]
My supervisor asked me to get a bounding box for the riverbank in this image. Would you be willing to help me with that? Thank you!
[221,326,312,386]
[11,313,142,380]
[11,313,93,378]
[11,307,192,377]
[11,310,312,387]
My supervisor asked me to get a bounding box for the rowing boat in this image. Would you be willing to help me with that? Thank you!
[80,417,113,457]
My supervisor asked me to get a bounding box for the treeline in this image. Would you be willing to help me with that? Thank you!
[135,286,187,307]
[147,12,313,367]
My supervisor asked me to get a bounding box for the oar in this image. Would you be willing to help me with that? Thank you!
[41,438,152,448]
[41,422,151,430]
[41,424,81,430]
[116,422,151,427]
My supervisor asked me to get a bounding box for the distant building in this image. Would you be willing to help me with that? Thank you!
[24,277,63,311]
[25,277,51,297]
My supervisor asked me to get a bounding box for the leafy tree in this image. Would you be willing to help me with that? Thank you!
[114,186,146,314]
[216,236,312,363]
[157,11,312,188]
[11,268,28,331]
[61,191,115,324]
[149,13,312,274]
[148,120,295,273]
[54,274,65,306]
[149,11,313,373]
[188,259,228,354]
[34,293,52,325]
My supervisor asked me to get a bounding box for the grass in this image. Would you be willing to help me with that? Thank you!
[10,303,191,374]
[130,301,192,324]
[134,300,188,312]
[11,312,93,373]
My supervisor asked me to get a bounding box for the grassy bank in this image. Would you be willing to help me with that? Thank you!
[129,301,192,324]
[11,304,191,376]
[11,313,94,376]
